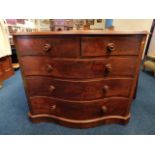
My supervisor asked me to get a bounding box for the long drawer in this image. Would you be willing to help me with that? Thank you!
[20,56,138,78]
[26,77,133,100]
[14,36,80,58]
[30,96,130,120]
[81,35,142,57]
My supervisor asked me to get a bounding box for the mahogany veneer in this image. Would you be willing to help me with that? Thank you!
[0,56,14,82]
[13,30,147,128]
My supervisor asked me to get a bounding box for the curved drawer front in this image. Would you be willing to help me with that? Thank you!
[30,97,130,120]
[81,35,142,57]
[20,56,137,78]
[26,77,133,100]
[15,36,80,57]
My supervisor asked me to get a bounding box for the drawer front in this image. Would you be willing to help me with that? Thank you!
[15,36,80,58]
[81,35,142,57]
[20,56,137,78]
[26,77,133,100]
[0,63,4,79]
[1,56,12,70]
[30,97,130,120]
[0,56,14,80]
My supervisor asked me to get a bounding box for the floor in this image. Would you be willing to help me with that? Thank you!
[0,69,155,135]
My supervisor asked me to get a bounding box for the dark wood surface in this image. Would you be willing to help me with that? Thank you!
[81,36,142,57]
[0,56,14,82]
[26,77,133,100]
[29,96,130,119]
[15,36,80,58]
[20,56,138,78]
[13,31,147,128]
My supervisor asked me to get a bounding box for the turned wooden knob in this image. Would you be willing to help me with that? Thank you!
[50,104,56,110]
[105,64,112,73]
[46,64,53,72]
[43,43,51,52]
[101,106,107,113]
[49,85,56,92]
[107,43,115,52]
[103,85,109,93]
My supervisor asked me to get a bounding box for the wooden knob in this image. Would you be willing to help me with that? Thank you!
[49,85,55,92]
[103,85,109,93]
[43,43,51,52]
[50,104,56,110]
[105,64,112,73]
[101,106,107,113]
[46,64,53,72]
[107,43,115,52]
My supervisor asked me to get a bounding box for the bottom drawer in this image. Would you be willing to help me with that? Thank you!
[29,97,130,120]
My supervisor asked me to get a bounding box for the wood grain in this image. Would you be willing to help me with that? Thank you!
[81,35,142,56]
[26,76,133,100]
[14,36,80,57]
[29,96,130,120]
[20,56,138,78]
[13,32,147,128]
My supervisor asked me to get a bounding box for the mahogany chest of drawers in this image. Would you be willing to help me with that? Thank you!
[13,30,147,128]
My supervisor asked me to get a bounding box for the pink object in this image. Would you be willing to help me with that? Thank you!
[6,19,17,25]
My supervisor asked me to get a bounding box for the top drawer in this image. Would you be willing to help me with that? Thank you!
[14,36,80,58]
[81,35,142,57]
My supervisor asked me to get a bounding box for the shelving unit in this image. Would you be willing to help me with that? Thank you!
[7,19,38,70]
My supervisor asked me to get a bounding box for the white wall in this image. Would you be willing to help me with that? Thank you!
[148,26,155,55]
[113,19,153,31]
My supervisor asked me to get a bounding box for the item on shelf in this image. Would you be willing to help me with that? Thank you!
[50,19,73,31]
[13,30,147,128]
[90,19,105,30]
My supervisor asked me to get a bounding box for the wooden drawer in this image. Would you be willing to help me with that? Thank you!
[14,36,80,58]
[30,96,130,120]
[0,56,14,81]
[20,56,137,78]
[26,77,133,100]
[81,35,142,57]
[0,64,4,78]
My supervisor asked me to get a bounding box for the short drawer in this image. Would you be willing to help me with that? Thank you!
[14,36,80,58]
[30,96,130,120]
[20,56,137,78]
[81,35,142,57]
[26,77,133,100]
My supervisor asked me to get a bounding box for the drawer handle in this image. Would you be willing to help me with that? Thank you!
[46,64,53,72]
[103,85,109,93]
[43,43,51,52]
[49,85,56,92]
[50,104,56,110]
[107,43,115,52]
[101,106,107,113]
[105,64,112,73]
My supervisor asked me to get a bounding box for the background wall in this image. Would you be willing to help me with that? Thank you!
[148,24,155,55]
[113,19,153,31]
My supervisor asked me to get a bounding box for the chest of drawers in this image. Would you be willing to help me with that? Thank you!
[13,30,147,128]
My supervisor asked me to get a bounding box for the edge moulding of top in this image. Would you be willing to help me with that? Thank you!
[13,30,149,36]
